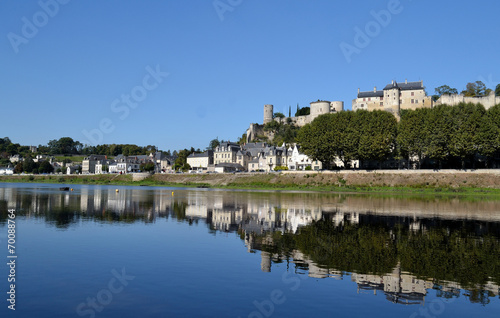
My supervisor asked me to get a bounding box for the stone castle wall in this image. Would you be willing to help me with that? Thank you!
[436,92,500,109]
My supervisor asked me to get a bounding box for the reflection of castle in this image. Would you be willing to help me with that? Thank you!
[2,185,499,304]
[352,263,434,305]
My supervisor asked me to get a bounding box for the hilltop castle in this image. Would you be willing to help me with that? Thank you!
[352,80,433,115]
[246,100,344,142]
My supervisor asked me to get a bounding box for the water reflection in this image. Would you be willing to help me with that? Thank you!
[0,184,499,306]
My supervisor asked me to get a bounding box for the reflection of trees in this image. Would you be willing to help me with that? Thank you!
[397,229,500,289]
[294,221,398,275]
[255,219,500,305]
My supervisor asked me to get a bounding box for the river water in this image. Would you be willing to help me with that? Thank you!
[0,183,499,317]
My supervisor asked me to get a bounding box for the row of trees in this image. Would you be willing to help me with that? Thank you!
[433,81,500,101]
[297,103,500,169]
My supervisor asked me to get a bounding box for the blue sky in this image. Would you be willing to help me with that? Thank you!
[1,0,499,152]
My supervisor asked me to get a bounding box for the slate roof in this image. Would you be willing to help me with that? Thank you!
[383,81,423,91]
[357,90,384,98]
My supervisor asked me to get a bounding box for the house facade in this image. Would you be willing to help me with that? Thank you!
[214,142,241,165]
[352,80,433,116]
[187,150,213,170]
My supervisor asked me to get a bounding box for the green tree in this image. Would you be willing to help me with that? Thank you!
[433,85,458,101]
[23,157,36,173]
[476,114,499,167]
[397,108,431,168]
[14,162,23,174]
[426,105,453,169]
[357,110,397,168]
[39,161,54,174]
[448,103,485,169]
[461,81,489,97]
[140,162,155,172]
[273,112,285,119]
[237,133,247,146]
[495,84,500,97]
[295,107,310,117]
[297,114,337,169]
[208,138,220,150]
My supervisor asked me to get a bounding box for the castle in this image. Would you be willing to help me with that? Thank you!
[246,79,499,142]
[352,80,433,115]
[246,100,344,142]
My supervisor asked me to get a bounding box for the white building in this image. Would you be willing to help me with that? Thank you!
[286,145,322,171]
[0,167,14,175]
[187,151,213,170]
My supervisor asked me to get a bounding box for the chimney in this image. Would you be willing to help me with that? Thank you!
[357,88,360,94]
[405,79,407,84]
[373,86,377,93]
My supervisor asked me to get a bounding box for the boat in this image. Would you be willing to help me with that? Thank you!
[59,187,70,191]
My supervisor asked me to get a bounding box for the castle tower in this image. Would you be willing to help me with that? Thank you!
[263,104,274,124]
[309,100,331,122]
[330,101,344,112]
[384,80,400,116]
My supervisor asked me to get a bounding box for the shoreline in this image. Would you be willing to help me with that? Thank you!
[2,170,500,197]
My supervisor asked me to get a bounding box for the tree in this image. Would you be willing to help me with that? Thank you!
[461,81,489,97]
[39,161,54,174]
[273,112,285,119]
[496,84,500,97]
[357,110,397,168]
[47,137,81,155]
[14,162,23,174]
[448,103,485,169]
[433,85,458,101]
[140,162,155,172]
[295,107,310,117]
[426,105,453,169]
[208,138,220,150]
[397,108,431,168]
[477,114,499,167]
[297,114,337,169]
[237,133,247,146]
[23,157,36,173]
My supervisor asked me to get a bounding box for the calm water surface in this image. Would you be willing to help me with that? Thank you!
[0,183,499,318]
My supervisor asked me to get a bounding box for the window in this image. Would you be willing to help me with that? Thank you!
[368,98,371,101]
[411,92,414,96]
[415,100,418,103]
[380,96,383,100]
[380,102,383,106]
[363,98,366,101]
[411,99,414,103]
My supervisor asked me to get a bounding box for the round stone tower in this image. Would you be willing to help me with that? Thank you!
[263,104,274,124]
[309,100,331,121]
[330,101,344,112]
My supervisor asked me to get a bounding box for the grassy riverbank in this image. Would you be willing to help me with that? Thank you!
[2,170,500,197]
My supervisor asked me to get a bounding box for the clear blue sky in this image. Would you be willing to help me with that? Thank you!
[1,0,499,152]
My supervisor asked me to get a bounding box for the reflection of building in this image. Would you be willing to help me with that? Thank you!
[1,185,499,305]
[352,263,434,305]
